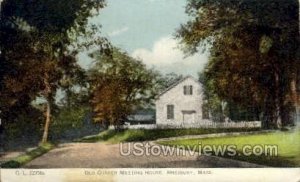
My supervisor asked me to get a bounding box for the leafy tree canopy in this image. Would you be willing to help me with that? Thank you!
[89,48,158,129]
[177,0,299,128]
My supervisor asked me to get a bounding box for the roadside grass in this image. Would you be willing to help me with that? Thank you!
[1,143,55,168]
[76,127,261,143]
[157,129,300,167]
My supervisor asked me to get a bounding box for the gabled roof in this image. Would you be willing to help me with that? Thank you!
[157,75,200,98]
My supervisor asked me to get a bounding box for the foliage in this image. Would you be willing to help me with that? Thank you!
[0,0,106,108]
[89,48,158,129]
[177,0,300,129]
[155,73,184,93]
[199,72,261,122]
[198,72,225,122]
[0,0,108,142]
[50,106,89,137]
[3,106,43,141]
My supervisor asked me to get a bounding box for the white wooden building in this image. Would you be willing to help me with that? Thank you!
[155,76,207,127]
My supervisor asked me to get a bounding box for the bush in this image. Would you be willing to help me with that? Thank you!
[50,107,89,137]
[3,107,43,146]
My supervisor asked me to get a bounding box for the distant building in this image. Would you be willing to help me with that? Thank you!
[127,109,155,125]
[155,76,207,126]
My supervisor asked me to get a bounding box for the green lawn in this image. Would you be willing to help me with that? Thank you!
[1,143,55,168]
[77,127,260,143]
[158,129,300,167]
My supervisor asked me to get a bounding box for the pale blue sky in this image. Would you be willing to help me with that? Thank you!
[78,0,209,77]
[95,0,189,52]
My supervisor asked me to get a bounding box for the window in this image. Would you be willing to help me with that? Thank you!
[184,85,193,95]
[167,105,174,119]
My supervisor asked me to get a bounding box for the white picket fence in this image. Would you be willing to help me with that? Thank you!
[109,121,261,130]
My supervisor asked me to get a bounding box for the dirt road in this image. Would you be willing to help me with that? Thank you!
[24,142,263,168]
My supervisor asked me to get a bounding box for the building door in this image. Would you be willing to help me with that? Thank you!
[182,111,196,124]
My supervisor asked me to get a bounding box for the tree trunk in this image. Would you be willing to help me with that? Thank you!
[66,88,72,109]
[279,71,298,127]
[41,72,52,143]
[273,72,281,129]
[289,77,298,125]
[42,101,51,143]
[262,72,281,129]
[263,95,280,129]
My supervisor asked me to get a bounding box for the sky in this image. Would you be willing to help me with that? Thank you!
[78,0,209,78]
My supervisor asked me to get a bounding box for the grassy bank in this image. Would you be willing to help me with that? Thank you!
[158,129,300,167]
[1,143,55,168]
[77,127,261,143]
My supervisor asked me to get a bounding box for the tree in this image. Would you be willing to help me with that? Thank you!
[0,0,107,143]
[156,73,184,92]
[89,48,158,130]
[177,0,299,129]
[198,72,226,122]
[199,71,262,122]
[58,54,89,109]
